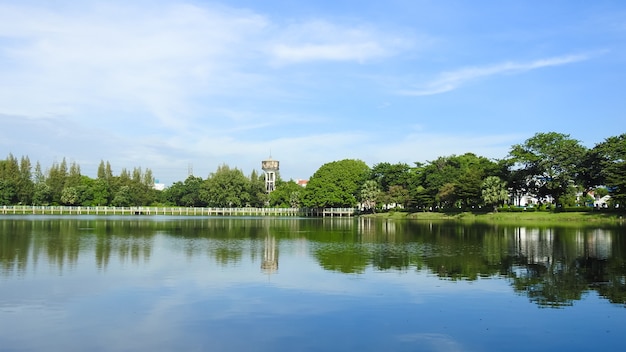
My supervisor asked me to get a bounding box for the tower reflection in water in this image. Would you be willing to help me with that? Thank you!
[261,234,278,275]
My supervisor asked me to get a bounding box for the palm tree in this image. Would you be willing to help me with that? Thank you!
[482,176,509,212]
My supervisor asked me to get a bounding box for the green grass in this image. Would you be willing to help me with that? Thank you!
[363,210,625,224]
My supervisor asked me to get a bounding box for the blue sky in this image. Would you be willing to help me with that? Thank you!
[1,0,624,184]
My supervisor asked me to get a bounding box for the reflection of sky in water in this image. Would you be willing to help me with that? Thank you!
[1,220,626,351]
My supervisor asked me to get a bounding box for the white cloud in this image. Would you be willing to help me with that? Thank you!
[0,2,269,128]
[268,20,410,64]
[398,54,592,96]
[0,2,410,133]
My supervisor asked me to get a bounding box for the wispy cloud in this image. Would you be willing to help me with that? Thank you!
[398,54,593,96]
[268,20,410,64]
[0,3,409,132]
[0,2,271,129]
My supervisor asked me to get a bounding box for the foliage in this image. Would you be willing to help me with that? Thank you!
[370,162,412,191]
[248,169,268,207]
[61,186,80,205]
[388,185,410,208]
[203,164,251,207]
[0,131,624,211]
[360,180,381,211]
[508,132,587,205]
[303,159,370,208]
[112,185,132,207]
[177,176,206,207]
[589,133,626,207]
[419,153,499,209]
[481,176,509,211]
[269,180,303,207]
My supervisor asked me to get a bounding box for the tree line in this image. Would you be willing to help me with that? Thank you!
[0,131,624,210]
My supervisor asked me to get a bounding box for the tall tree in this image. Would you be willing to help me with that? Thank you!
[269,180,302,208]
[61,186,80,205]
[17,156,34,205]
[47,158,68,204]
[0,155,19,204]
[482,176,509,212]
[509,132,586,205]
[370,162,412,191]
[33,161,45,184]
[66,161,82,187]
[178,175,205,207]
[248,169,268,207]
[590,133,626,207]
[95,160,113,205]
[303,159,370,208]
[360,180,381,212]
[388,185,410,209]
[143,168,154,188]
[111,185,132,207]
[419,153,498,209]
[31,158,48,205]
[202,164,250,207]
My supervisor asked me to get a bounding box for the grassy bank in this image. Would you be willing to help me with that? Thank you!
[362,210,625,224]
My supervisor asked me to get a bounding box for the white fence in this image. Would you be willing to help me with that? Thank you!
[0,206,357,217]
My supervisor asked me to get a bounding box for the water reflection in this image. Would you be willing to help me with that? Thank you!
[261,234,278,274]
[0,216,625,308]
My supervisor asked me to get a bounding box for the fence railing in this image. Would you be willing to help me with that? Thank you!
[0,206,358,217]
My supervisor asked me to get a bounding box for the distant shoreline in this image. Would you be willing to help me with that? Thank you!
[362,210,625,224]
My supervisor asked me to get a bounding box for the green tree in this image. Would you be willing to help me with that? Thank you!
[17,156,34,204]
[162,180,186,206]
[94,160,113,205]
[178,175,205,207]
[481,176,509,211]
[420,153,498,209]
[110,167,155,206]
[269,180,303,207]
[97,160,113,180]
[509,132,586,205]
[0,179,15,205]
[303,159,370,208]
[360,180,381,212]
[248,170,268,207]
[66,161,82,188]
[370,162,412,191]
[76,175,96,205]
[33,161,45,184]
[111,185,132,207]
[0,155,19,204]
[47,158,68,204]
[589,134,626,207]
[142,168,154,188]
[411,184,431,210]
[388,185,410,209]
[437,182,457,208]
[203,164,250,207]
[32,182,52,205]
[61,186,80,205]
[455,168,484,208]
[91,178,111,205]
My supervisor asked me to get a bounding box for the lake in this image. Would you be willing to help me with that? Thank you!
[1,215,625,351]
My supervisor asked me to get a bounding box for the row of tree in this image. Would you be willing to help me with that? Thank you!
[0,158,156,207]
[300,132,624,211]
[0,132,624,209]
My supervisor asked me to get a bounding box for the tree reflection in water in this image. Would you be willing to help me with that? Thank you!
[0,216,625,307]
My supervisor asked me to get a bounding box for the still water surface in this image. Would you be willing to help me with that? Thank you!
[1,216,625,351]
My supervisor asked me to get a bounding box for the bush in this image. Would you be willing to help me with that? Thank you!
[554,206,594,213]
[498,206,536,212]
